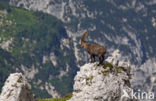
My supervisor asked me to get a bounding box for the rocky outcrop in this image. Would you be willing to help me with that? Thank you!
[0,73,34,101]
[68,55,133,101]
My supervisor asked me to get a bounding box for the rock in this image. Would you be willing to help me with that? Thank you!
[68,62,133,101]
[0,73,34,101]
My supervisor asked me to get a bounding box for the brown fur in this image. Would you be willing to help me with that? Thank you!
[81,31,106,65]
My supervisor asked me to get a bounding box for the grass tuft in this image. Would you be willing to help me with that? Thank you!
[102,70,109,76]
[86,76,94,85]
[17,77,22,83]
[11,84,18,88]
[36,93,72,101]
[103,63,113,70]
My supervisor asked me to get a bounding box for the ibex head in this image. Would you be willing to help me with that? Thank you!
[80,31,88,48]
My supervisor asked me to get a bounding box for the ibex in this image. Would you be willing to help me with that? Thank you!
[80,31,106,65]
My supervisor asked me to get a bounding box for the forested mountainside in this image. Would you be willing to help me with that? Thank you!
[0,1,78,98]
[9,0,156,94]
[0,0,156,98]
[9,0,156,64]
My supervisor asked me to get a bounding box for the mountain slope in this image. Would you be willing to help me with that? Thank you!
[0,0,156,98]
[9,0,156,65]
[0,2,78,98]
[8,0,156,96]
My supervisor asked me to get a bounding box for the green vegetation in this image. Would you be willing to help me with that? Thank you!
[86,76,94,81]
[17,77,22,83]
[86,76,94,85]
[115,66,122,73]
[0,0,9,8]
[102,70,109,76]
[32,85,52,98]
[7,8,37,26]
[0,2,77,98]
[49,74,74,96]
[11,84,18,88]
[103,63,113,70]
[101,62,122,76]
[0,49,15,92]
[36,93,72,101]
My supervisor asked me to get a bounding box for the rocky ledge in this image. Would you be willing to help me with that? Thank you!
[68,60,133,101]
[0,73,34,101]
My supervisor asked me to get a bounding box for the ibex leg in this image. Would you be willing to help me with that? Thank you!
[99,56,104,65]
[91,55,95,63]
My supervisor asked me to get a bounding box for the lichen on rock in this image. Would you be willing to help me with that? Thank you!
[68,58,133,101]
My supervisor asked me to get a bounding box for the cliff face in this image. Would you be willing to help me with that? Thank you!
[0,73,34,101]
[68,57,133,101]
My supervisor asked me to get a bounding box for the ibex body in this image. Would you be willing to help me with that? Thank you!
[80,31,106,65]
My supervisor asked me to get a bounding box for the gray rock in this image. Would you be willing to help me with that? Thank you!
[0,73,34,101]
[68,62,133,101]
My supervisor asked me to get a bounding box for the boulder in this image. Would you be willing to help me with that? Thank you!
[0,73,34,101]
[68,62,133,101]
